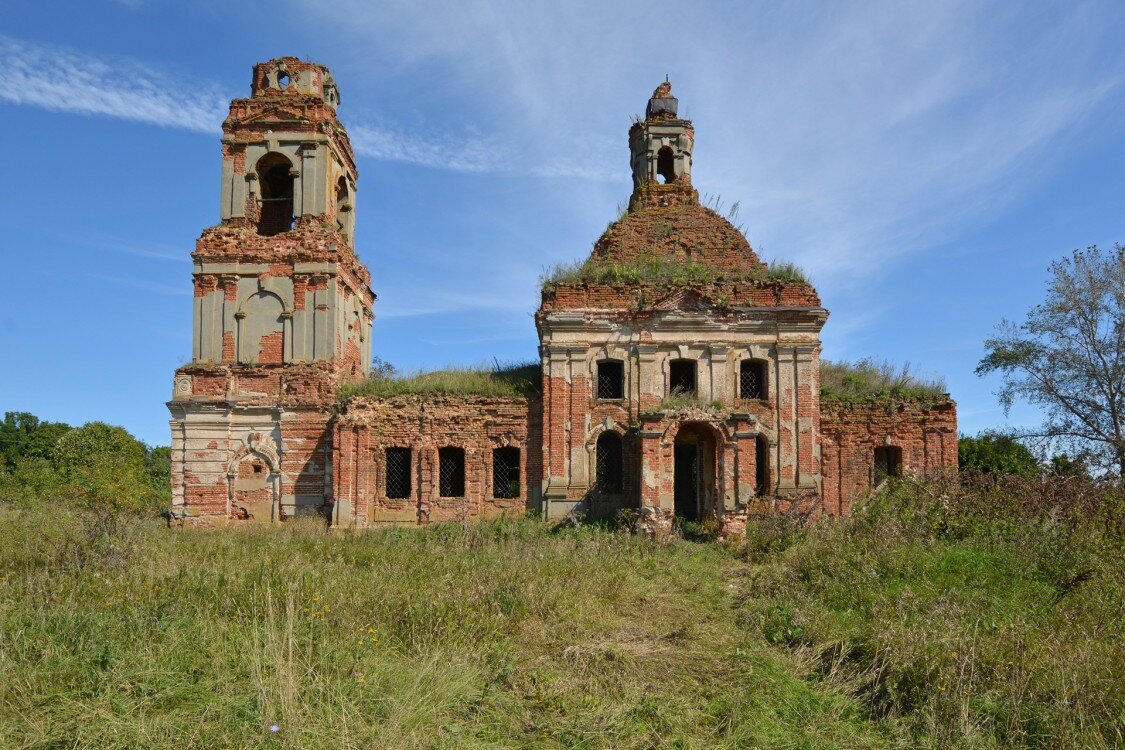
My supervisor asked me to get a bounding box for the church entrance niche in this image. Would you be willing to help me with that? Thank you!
[673,422,717,522]
[231,452,275,521]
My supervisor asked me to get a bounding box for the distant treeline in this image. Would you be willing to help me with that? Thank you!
[0,412,169,513]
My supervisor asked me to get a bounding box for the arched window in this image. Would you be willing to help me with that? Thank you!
[669,359,696,396]
[755,435,770,496]
[740,359,768,399]
[657,146,675,183]
[597,359,625,400]
[595,431,623,494]
[256,153,295,236]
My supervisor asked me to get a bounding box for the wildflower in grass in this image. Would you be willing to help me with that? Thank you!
[269,724,279,733]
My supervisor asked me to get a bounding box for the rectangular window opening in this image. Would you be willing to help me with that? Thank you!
[492,446,521,499]
[873,446,903,485]
[439,447,466,498]
[740,359,767,400]
[385,447,412,499]
[597,360,625,400]
[669,359,696,396]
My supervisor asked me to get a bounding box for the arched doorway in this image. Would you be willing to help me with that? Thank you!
[673,422,718,521]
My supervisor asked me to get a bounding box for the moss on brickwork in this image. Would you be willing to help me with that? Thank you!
[820,358,948,407]
[339,362,540,401]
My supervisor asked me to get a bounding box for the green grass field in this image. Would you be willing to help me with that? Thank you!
[0,477,1121,748]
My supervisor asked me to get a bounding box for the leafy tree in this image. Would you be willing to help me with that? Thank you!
[1048,452,1091,478]
[145,445,172,500]
[0,412,72,469]
[958,432,1040,476]
[53,422,160,513]
[978,245,1125,476]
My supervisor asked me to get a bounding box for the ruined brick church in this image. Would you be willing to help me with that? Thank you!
[169,59,957,535]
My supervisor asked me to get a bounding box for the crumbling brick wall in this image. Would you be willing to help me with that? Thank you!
[820,399,957,515]
[333,394,542,526]
[169,363,341,521]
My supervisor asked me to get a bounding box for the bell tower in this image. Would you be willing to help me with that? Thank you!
[628,80,698,209]
[168,57,375,525]
[219,58,357,244]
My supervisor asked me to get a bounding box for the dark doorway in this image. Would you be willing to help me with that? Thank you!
[595,431,624,494]
[674,444,699,520]
[755,436,770,496]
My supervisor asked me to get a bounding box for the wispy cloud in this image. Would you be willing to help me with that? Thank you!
[281,0,1125,291]
[0,35,544,176]
[0,35,228,132]
[349,122,499,173]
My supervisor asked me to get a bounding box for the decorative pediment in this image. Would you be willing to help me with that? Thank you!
[651,288,716,312]
[235,107,307,127]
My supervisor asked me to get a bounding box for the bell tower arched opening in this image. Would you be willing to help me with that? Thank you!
[256,153,295,236]
[657,146,675,183]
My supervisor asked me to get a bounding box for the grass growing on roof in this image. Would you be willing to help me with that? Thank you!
[820,357,947,406]
[541,254,808,290]
[340,361,540,401]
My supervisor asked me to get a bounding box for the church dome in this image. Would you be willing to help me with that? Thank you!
[592,201,763,274]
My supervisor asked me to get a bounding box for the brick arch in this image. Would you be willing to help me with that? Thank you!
[584,419,628,450]
[658,416,731,447]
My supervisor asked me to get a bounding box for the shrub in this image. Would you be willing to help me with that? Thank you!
[958,431,1040,476]
[53,422,164,514]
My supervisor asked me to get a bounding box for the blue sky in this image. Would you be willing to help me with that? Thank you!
[1,0,1123,446]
